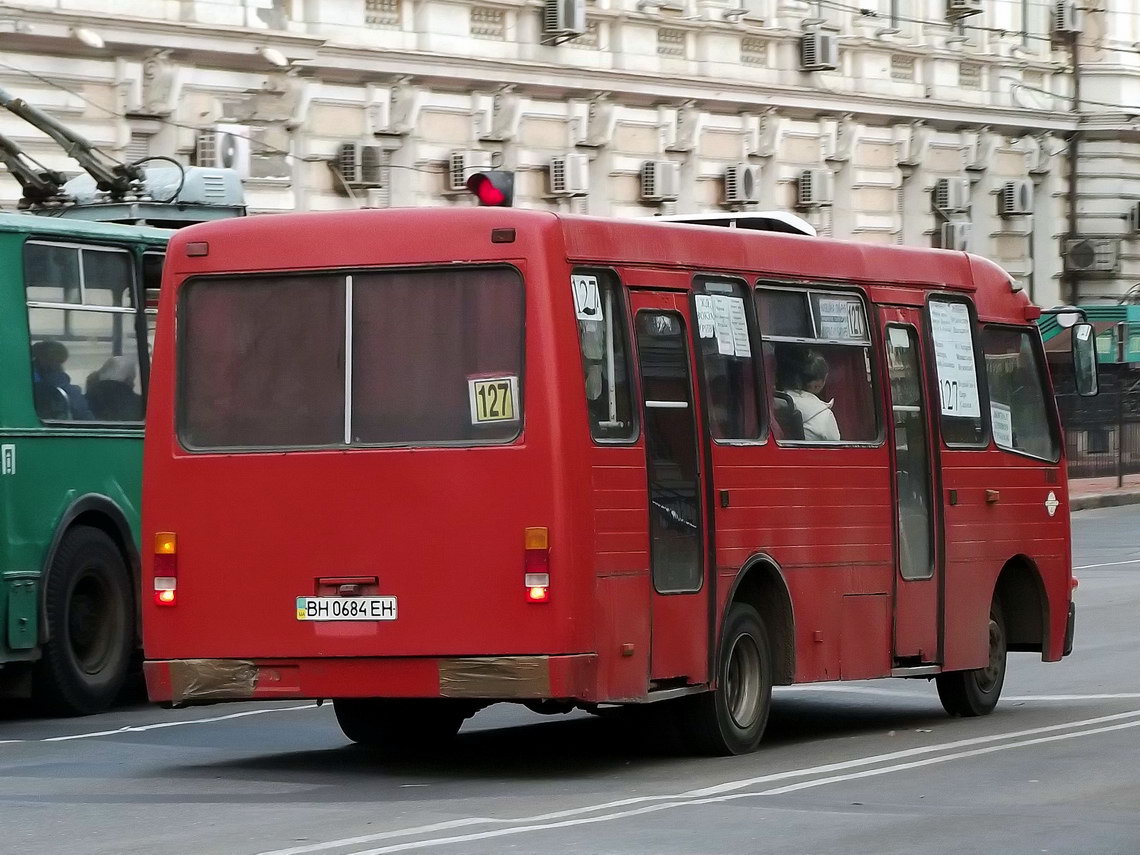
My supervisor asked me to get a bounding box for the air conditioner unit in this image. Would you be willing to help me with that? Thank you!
[640,160,681,202]
[1127,201,1140,234]
[336,143,384,189]
[946,0,984,19]
[934,177,971,213]
[724,164,762,205]
[1053,0,1082,34]
[940,221,972,252]
[800,32,839,72]
[549,153,590,196]
[998,179,1033,217]
[1064,238,1121,273]
[195,124,252,179]
[543,0,587,40]
[797,169,834,208]
[448,149,493,192]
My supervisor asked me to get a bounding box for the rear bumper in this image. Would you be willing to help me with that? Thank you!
[145,654,598,706]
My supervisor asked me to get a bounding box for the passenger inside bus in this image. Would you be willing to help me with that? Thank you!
[86,356,144,421]
[31,340,92,421]
[775,345,840,442]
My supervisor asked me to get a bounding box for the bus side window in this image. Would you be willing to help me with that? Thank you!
[693,277,763,442]
[927,297,987,447]
[982,326,1059,462]
[24,242,143,424]
[573,270,636,442]
[142,252,165,358]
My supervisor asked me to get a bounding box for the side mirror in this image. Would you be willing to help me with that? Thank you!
[1072,322,1099,397]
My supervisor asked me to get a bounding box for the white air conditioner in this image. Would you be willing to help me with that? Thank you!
[1127,201,1140,234]
[640,160,681,202]
[1053,0,1082,34]
[549,153,590,196]
[797,169,834,208]
[448,149,493,192]
[336,143,384,189]
[543,0,587,39]
[946,0,984,19]
[998,179,1033,217]
[800,32,839,72]
[195,124,252,179]
[1064,238,1121,273]
[934,177,971,213]
[940,221,972,252]
[724,164,762,205]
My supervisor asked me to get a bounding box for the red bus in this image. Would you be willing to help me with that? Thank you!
[142,209,1096,755]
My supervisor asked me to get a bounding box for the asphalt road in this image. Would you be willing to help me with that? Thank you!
[1,505,1138,855]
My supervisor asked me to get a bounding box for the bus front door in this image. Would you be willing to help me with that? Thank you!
[881,308,941,664]
[630,291,710,685]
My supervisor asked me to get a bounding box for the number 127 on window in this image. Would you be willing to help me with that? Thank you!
[468,376,519,424]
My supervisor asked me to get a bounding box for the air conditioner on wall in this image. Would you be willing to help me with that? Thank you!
[335,143,384,189]
[448,150,493,192]
[998,179,1033,217]
[1064,238,1121,273]
[195,124,252,179]
[946,0,984,20]
[800,32,839,72]
[724,164,762,205]
[933,177,970,213]
[797,169,834,208]
[1053,0,1082,35]
[640,160,681,202]
[543,0,587,40]
[549,153,590,196]
[940,221,972,252]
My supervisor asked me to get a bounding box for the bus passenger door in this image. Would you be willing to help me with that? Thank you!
[629,291,710,685]
[881,308,940,663]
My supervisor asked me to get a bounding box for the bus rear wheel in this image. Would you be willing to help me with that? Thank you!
[33,526,134,716]
[936,604,1007,718]
[679,603,773,756]
[333,698,468,753]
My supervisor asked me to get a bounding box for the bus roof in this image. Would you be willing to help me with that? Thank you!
[0,210,169,244]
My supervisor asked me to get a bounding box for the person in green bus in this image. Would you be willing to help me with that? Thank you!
[31,339,93,421]
[86,356,143,421]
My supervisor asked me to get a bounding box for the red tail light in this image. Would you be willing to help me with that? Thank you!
[154,532,178,607]
[524,527,550,603]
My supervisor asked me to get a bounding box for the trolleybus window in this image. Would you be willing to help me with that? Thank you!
[756,286,878,444]
[982,327,1059,462]
[693,276,762,441]
[573,269,635,442]
[928,296,987,446]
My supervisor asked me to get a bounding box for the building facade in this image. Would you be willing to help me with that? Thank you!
[1,0,1138,306]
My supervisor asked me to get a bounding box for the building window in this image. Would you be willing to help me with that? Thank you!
[741,37,768,66]
[364,0,401,29]
[959,63,983,90]
[470,6,506,40]
[657,27,687,58]
[891,54,915,82]
[125,131,151,164]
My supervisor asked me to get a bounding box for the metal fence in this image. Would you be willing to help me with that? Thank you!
[1056,366,1140,480]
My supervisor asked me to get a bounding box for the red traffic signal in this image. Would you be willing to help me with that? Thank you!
[466,170,515,207]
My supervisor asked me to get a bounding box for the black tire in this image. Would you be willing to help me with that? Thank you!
[679,603,774,756]
[936,604,1007,718]
[333,698,468,753]
[33,526,135,716]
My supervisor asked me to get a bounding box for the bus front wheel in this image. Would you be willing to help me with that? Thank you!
[679,603,774,756]
[33,526,134,716]
[936,605,1007,717]
[333,698,467,753]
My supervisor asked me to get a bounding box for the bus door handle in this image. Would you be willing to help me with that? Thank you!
[985,490,1000,504]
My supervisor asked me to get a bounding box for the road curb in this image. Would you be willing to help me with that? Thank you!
[1071,491,1140,512]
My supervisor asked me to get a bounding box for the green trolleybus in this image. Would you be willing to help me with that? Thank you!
[0,212,167,715]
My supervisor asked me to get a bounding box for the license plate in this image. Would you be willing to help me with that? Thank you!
[295,596,397,621]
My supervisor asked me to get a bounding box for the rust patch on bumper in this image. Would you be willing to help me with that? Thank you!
[169,658,258,703]
[438,656,551,698]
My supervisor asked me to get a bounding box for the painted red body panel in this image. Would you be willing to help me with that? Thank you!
[143,209,1073,707]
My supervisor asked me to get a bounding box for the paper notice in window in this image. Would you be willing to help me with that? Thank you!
[712,295,735,356]
[571,274,603,323]
[727,297,751,357]
[929,301,982,418]
[694,295,716,339]
[991,401,1013,449]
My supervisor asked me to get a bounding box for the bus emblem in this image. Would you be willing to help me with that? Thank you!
[1,444,13,475]
[1045,491,1059,517]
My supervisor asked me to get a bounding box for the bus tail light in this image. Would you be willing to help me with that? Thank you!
[154,531,178,607]
[524,527,550,603]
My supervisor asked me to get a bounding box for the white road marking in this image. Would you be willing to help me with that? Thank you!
[1073,559,1140,569]
[2,703,318,745]
[256,709,1140,855]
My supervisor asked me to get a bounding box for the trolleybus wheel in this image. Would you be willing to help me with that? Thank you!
[333,698,467,753]
[679,602,773,756]
[33,526,134,716]
[936,604,1007,718]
